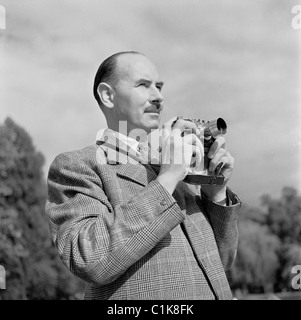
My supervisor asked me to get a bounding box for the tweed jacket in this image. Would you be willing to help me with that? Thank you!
[45,129,241,300]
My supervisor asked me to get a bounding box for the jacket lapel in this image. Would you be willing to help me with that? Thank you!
[96,130,231,299]
[96,129,157,187]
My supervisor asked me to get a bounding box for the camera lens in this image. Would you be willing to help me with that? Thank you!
[217,118,227,134]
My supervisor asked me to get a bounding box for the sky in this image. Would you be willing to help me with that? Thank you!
[0,0,300,207]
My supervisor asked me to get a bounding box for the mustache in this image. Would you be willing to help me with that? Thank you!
[144,103,162,113]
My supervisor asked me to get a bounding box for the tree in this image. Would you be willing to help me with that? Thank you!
[228,218,280,294]
[0,117,83,300]
[228,188,301,296]
[262,187,301,244]
[261,187,301,291]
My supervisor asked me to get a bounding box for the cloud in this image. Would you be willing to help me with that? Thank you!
[0,0,300,206]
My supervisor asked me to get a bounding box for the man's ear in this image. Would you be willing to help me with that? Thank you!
[97,82,114,108]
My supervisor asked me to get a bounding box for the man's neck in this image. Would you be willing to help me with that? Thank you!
[107,123,149,144]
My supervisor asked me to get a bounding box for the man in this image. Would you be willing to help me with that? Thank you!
[46,51,241,300]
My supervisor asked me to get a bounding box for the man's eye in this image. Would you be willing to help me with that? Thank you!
[138,83,146,87]
[156,85,162,92]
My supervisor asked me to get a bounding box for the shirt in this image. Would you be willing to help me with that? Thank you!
[96,128,140,153]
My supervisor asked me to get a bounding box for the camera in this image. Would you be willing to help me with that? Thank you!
[183,117,227,185]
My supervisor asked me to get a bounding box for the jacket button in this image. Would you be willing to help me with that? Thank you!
[160,199,167,206]
[104,135,108,142]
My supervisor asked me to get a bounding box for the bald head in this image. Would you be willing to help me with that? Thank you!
[94,51,164,134]
[93,51,144,105]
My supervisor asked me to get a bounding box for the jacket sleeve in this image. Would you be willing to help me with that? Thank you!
[200,188,242,270]
[45,152,185,286]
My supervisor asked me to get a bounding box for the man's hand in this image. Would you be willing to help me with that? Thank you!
[202,135,235,203]
[156,117,204,195]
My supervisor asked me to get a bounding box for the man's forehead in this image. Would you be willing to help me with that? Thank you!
[116,54,159,80]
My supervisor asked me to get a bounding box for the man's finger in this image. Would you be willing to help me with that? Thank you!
[207,135,226,159]
[190,145,203,169]
[209,150,234,174]
[183,134,204,157]
[161,116,179,143]
[172,118,197,135]
[208,148,227,173]
[162,116,179,131]
[182,133,197,145]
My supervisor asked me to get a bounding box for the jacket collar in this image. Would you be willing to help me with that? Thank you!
[96,128,160,165]
[96,128,159,186]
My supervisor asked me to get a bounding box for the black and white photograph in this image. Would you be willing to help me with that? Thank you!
[0,0,301,304]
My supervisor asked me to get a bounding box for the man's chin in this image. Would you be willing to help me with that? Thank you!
[146,118,160,130]
[145,113,160,124]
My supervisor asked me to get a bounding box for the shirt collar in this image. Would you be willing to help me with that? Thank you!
[96,128,140,153]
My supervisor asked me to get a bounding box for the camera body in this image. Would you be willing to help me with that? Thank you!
[183,117,227,185]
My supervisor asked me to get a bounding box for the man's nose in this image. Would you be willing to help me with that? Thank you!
[149,85,164,104]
